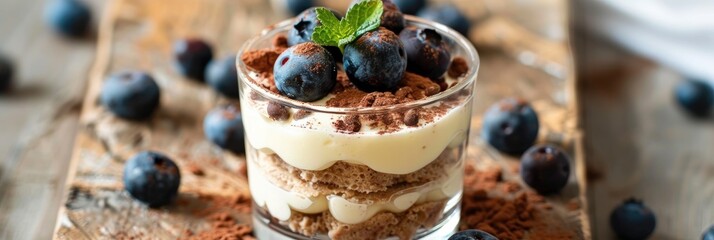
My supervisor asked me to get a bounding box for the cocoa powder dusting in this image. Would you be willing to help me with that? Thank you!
[400,72,440,98]
[448,57,469,78]
[272,35,288,49]
[183,213,254,240]
[333,115,361,133]
[293,110,312,120]
[267,102,290,121]
[241,49,282,73]
[293,42,322,55]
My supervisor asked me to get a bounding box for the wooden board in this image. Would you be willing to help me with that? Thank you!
[52,0,589,239]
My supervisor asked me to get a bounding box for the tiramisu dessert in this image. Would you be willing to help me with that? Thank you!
[236,0,478,239]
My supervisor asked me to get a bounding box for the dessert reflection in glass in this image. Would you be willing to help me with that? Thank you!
[236,7,479,239]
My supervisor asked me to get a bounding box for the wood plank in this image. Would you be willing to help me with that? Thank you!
[51,0,589,239]
[575,35,714,240]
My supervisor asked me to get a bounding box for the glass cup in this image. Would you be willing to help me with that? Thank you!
[237,15,479,240]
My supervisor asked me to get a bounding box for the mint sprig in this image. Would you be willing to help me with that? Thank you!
[311,0,383,52]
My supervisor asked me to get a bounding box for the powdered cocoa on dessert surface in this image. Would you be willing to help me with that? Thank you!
[272,35,288,49]
[448,57,469,78]
[241,49,281,73]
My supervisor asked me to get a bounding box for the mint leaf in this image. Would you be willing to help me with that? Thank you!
[312,0,383,52]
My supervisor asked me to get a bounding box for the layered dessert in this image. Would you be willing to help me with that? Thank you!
[236,1,478,239]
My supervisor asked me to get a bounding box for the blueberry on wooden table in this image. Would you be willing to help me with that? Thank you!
[481,98,539,155]
[45,0,92,38]
[610,198,656,240]
[274,42,337,102]
[0,55,14,92]
[173,38,213,81]
[285,0,315,16]
[448,229,499,240]
[417,4,471,37]
[703,225,714,240]
[520,145,570,194]
[287,7,343,59]
[343,27,406,92]
[675,78,713,118]
[392,0,426,15]
[204,104,246,154]
[100,71,160,120]
[206,56,239,99]
[400,27,451,80]
[123,151,181,207]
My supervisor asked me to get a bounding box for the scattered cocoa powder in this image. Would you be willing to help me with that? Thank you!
[400,72,440,98]
[183,213,254,240]
[272,35,288,49]
[333,115,361,133]
[267,102,290,120]
[241,49,282,73]
[448,57,469,78]
[186,163,205,176]
[293,110,312,120]
[403,109,419,126]
[326,88,368,107]
[293,42,322,55]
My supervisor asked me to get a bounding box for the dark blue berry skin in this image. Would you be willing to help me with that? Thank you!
[448,229,499,240]
[481,98,539,155]
[45,0,92,38]
[610,199,656,240]
[123,151,181,207]
[675,79,713,118]
[520,145,570,194]
[274,42,337,102]
[393,0,426,15]
[287,7,343,60]
[380,0,406,34]
[418,4,471,37]
[0,55,13,92]
[285,0,315,16]
[173,38,213,81]
[703,225,714,240]
[344,28,406,92]
[203,104,245,154]
[399,27,451,80]
[206,56,239,99]
[100,71,160,120]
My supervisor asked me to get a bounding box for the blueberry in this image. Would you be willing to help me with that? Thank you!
[0,55,14,92]
[173,38,213,81]
[123,151,181,207]
[100,71,160,120]
[343,28,406,92]
[610,198,656,240]
[393,0,426,15]
[285,0,315,16]
[206,56,239,99]
[45,0,92,38]
[481,98,539,154]
[203,104,245,154]
[520,145,570,194]
[448,229,499,240]
[400,27,451,79]
[418,4,471,36]
[287,7,343,60]
[675,79,713,118]
[380,0,406,34]
[274,42,337,101]
[703,225,714,240]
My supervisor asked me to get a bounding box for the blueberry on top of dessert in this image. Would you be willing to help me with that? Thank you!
[610,198,656,240]
[204,104,246,154]
[274,42,337,101]
[100,71,160,120]
[418,4,471,37]
[392,0,426,15]
[0,54,14,92]
[45,0,92,38]
[520,145,570,194]
[449,229,499,240]
[123,151,181,207]
[206,56,240,98]
[344,27,407,92]
[287,7,343,59]
[173,38,214,81]
[675,78,713,118]
[481,98,539,154]
[400,27,451,80]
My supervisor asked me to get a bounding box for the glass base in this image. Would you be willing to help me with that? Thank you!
[252,194,461,240]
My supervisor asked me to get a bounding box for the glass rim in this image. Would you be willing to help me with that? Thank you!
[236,15,480,114]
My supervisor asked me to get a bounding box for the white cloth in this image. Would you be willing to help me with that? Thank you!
[578,0,714,81]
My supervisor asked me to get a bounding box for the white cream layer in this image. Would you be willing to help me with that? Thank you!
[248,158,463,224]
[240,93,470,175]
